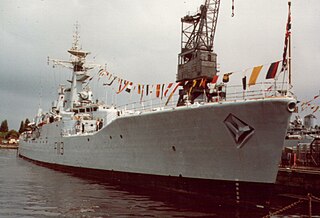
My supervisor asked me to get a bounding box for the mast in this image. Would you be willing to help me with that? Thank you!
[48,23,100,111]
[67,23,91,110]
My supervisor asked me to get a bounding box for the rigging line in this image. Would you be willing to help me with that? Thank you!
[53,66,56,88]
[84,68,100,88]
[39,70,43,110]
[282,69,289,95]
[221,59,281,78]
[53,63,57,96]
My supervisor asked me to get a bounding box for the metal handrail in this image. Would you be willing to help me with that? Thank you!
[117,81,293,114]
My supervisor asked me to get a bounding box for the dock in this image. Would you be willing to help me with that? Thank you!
[0,144,18,149]
[276,166,320,193]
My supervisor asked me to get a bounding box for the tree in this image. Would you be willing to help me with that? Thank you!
[24,118,30,130]
[18,121,25,133]
[0,120,9,133]
[5,129,19,139]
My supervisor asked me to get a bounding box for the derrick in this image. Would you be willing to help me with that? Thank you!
[177,0,220,106]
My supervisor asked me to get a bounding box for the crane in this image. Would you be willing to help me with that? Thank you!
[176,0,221,106]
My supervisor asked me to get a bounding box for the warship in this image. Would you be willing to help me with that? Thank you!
[19,0,296,208]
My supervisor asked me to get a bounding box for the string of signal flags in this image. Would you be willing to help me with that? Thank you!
[92,59,286,104]
[299,94,320,114]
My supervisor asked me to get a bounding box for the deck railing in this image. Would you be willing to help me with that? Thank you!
[117,81,294,115]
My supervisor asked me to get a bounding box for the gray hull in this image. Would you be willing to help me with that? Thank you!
[19,97,294,184]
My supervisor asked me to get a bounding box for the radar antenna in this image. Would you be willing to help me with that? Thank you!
[47,23,101,72]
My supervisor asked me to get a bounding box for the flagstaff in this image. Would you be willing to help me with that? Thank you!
[288,0,292,85]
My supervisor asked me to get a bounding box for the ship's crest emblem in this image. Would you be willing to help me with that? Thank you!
[224,114,254,149]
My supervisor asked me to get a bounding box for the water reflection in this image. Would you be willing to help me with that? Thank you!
[0,150,319,217]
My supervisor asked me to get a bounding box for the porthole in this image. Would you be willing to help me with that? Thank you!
[120,135,123,139]
[110,136,112,139]
[87,138,90,142]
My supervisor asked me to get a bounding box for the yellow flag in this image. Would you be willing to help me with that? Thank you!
[192,80,197,87]
[249,65,263,86]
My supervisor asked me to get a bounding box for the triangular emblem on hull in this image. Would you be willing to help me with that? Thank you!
[224,114,255,149]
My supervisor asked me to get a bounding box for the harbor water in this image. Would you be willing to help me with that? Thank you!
[1,149,319,218]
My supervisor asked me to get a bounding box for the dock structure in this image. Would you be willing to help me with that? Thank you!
[278,137,320,192]
[277,166,320,193]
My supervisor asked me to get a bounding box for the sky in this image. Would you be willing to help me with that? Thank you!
[0,0,320,130]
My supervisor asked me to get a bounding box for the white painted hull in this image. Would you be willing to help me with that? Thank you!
[19,97,294,184]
